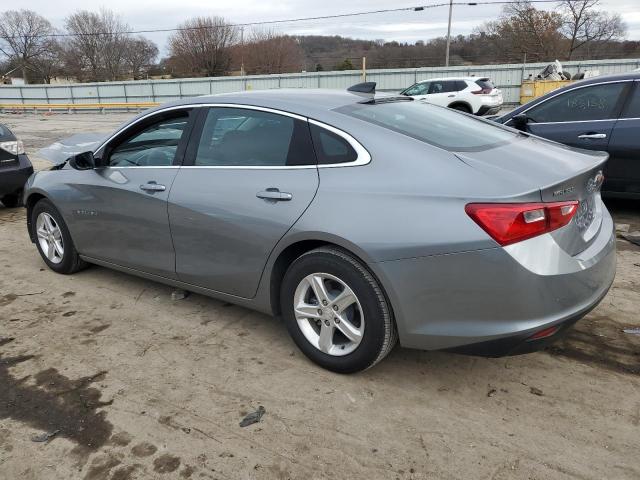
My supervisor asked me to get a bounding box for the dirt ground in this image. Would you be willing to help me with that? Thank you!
[0,112,639,480]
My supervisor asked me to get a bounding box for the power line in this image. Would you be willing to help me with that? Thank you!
[2,0,592,40]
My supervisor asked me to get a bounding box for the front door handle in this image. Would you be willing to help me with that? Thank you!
[448,94,455,98]
[256,188,292,201]
[578,133,607,139]
[140,182,166,192]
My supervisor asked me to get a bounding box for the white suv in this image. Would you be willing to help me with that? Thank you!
[400,77,503,116]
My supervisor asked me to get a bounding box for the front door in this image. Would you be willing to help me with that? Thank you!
[71,109,194,278]
[520,81,631,155]
[169,106,319,298]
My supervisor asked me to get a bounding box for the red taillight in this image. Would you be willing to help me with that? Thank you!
[471,88,493,95]
[465,201,578,246]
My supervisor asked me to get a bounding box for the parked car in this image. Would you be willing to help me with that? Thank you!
[400,77,503,115]
[26,85,615,372]
[495,71,640,199]
[0,123,33,207]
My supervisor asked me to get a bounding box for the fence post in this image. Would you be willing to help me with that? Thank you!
[69,86,75,114]
[178,81,183,98]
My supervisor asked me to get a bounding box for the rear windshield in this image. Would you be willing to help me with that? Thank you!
[338,101,515,152]
[475,78,494,89]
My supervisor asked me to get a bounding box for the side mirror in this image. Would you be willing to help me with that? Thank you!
[511,114,530,131]
[68,151,96,170]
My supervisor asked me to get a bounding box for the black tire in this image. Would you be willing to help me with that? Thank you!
[31,199,87,274]
[450,104,472,114]
[1,194,21,208]
[280,246,397,373]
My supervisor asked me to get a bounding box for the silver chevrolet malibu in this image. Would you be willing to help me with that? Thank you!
[25,85,616,373]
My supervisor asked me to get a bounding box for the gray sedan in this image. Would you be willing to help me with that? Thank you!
[24,85,616,372]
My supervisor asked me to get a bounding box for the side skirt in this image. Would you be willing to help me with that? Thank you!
[79,255,273,315]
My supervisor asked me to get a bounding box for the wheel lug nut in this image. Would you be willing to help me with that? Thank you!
[333,305,338,311]
[317,309,323,315]
[324,319,330,326]
[322,300,328,306]
[334,317,340,324]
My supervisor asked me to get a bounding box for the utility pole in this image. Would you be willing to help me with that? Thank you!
[240,26,245,77]
[445,0,453,67]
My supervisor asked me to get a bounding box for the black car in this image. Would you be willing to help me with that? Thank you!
[0,123,33,207]
[495,72,640,199]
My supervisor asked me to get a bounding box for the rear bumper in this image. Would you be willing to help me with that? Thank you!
[0,154,33,196]
[476,105,502,116]
[372,207,616,354]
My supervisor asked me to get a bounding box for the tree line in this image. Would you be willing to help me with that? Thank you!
[0,0,636,85]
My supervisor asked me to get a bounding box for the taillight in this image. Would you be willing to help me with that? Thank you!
[0,140,25,156]
[471,88,493,95]
[465,201,578,246]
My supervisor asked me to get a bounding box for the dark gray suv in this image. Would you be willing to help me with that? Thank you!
[0,123,33,207]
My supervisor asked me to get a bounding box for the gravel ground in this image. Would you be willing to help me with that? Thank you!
[1,112,639,480]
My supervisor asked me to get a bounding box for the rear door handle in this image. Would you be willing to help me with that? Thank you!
[140,182,166,192]
[578,133,607,139]
[256,188,292,201]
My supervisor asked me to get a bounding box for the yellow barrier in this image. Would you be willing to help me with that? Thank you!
[0,102,160,112]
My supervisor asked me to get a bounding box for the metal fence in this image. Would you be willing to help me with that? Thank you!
[1,58,638,108]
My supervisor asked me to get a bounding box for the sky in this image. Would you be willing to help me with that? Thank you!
[7,0,640,55]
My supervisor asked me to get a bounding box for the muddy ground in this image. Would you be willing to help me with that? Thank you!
[0,112,639,480]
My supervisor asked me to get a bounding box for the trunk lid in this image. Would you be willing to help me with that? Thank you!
[456,134,608,255]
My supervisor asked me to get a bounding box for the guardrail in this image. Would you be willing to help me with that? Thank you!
[0,102,159,113]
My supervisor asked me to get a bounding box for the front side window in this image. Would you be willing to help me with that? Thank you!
[526,82,627,123]
[195,108,314,167]
[339,100,516,152]
[403,82,430,96]
[108,112,189,167]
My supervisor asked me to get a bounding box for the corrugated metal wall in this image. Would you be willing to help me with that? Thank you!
[1,58,638,106]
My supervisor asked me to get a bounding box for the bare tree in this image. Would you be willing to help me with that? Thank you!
[167,16,237,77]
[0,10,57,83]
[238,30,304,74]
[65,9,146,81]
[559,0,626,59]
[481,1,565,61]
[124,37,158,79]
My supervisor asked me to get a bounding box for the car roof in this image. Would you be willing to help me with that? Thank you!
[416,77,482,83]
[127,89,384,127]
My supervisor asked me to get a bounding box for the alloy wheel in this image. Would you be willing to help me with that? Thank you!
[293,272,364,356]
[36,212,64,264]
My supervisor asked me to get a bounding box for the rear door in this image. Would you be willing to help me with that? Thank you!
[606,80,640,196]
[519,81,631,153]
[422,80,458,107]
[168,106,319,298]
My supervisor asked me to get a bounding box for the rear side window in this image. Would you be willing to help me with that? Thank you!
[456,80,468,91]
[621,85,640,118]
[475,78,494,90]
[310,124,357,164]
[339,101,515,152]
[526,82,626,123]
[195,108,315,167]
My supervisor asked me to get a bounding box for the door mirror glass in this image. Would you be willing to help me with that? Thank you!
[68,151,96,170]
[511,114,529,131]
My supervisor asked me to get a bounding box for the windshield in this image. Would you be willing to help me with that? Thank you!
[338,101,516,152]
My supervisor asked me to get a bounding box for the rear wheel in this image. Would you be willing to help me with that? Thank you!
[32,199,87,274]
[450,104,472,114]
[1,194,21,208]
[280,246,397,373]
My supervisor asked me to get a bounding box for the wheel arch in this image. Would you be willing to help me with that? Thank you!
[267,234,394,321]
[25,191,50,243]
[447,101,473,113]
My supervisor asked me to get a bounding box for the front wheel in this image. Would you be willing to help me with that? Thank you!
[32,199,87,274]
[280,246,397,373]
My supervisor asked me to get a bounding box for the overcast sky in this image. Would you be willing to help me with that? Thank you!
[9,0,640,54]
